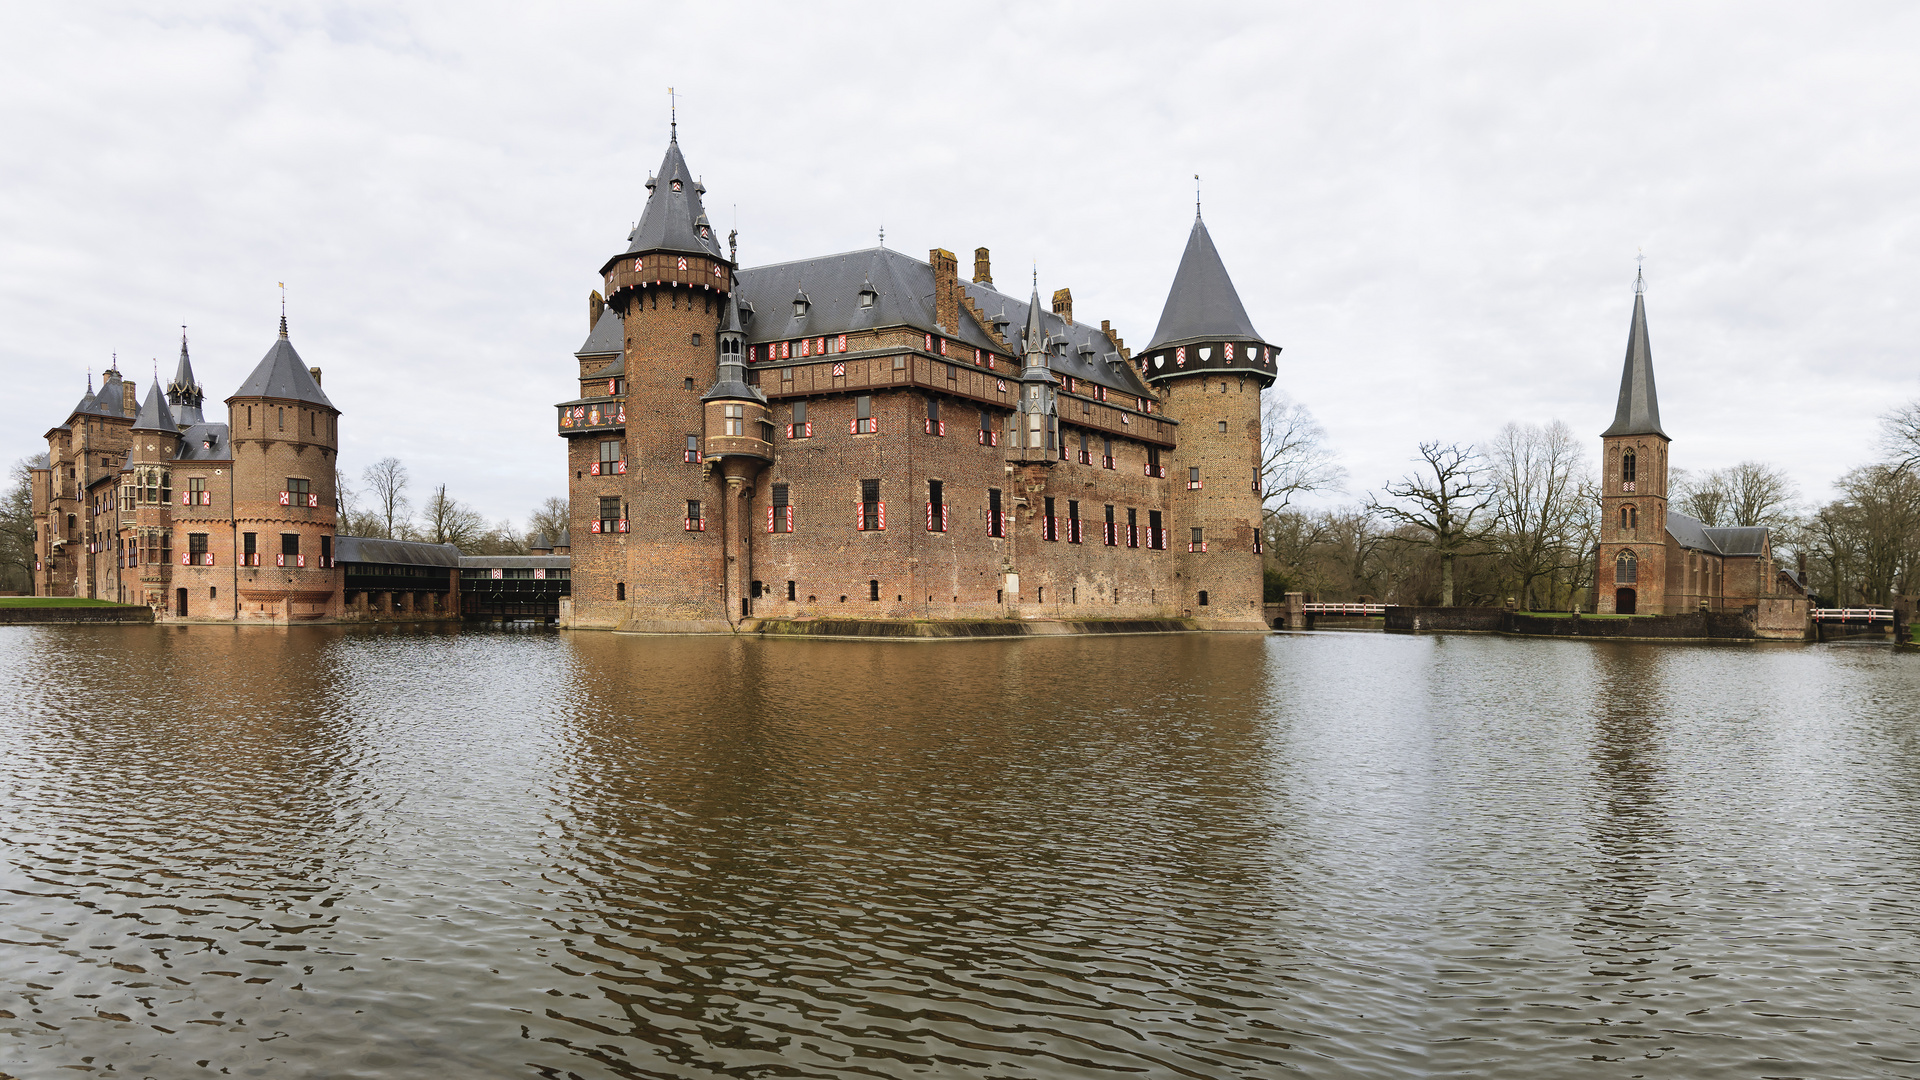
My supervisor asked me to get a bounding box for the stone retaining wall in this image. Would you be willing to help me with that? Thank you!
[0,605,155,626]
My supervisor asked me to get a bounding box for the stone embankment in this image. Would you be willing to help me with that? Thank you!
[1383,606,1811,641]
[0,604,155,626]
[746,617,1197,639]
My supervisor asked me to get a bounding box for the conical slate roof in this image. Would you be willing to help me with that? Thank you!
[131,379,177,433]
[231,321,334,409]
[167,332,206,425]
[1600,278,1666,439]
[1144,215,1262,351]
[624,134,726,261]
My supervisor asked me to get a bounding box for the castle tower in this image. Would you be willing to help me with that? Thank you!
[128,380,180,610]
[1596,269,1669,615]
[565,128,734,630]
[1139,208,1276,629]
[1011,279,1060,465]
[225,313,343,619]
[166,330,206,427]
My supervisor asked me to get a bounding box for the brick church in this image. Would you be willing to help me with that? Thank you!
[557,127,1276,632]
[1595,270,1805,631]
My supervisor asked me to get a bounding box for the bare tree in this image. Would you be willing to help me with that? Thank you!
[1487,420,1588,609]
[1367,441,1496,606]
[1723,461,1798,529]
[1260,392,1344,519]
[1883,398,1920,474]
[526,496,570,546]
[1672,467,1730,526]
[421,483,489,551]
[361,457,410,540]
[0,455,49,592]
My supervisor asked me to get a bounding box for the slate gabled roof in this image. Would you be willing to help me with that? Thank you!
[576,307,624,358]
[1145,215,1263,351]
[624,135,726,261]
[1601,281,1667,439]
[335,536,461,567]
[174,422,231,462]
[231,328,334,409]
[733,247,1150,397]
[1666,511,1770,556]
[131,379,177,432]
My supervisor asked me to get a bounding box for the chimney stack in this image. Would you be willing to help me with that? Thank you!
[309,367,322,387]
[589,289,605,330]
[1051,288,1073,326]
[973,247,992,285]
[929,248,960,333]
[122,379,137,416]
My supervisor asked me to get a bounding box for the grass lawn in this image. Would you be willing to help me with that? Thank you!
[0,597,136,608]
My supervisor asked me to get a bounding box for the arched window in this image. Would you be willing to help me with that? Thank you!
[1621,449,1637,484]
[1620,504,1637,530]
[1615,550,1638,585]
[615,582,625,601]
[868,579,880,602]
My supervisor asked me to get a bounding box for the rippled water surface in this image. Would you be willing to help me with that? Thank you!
[3,625,1919,1078]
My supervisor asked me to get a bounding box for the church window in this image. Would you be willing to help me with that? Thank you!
[988,488,1004,538]
[858,479,883,531]
[1621,504,1637,530]
[1616,550,1638,585]
[771,483,791,533]
[1622,449,1637,485]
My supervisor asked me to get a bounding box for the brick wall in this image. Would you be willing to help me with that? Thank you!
[1161,371,1265,627]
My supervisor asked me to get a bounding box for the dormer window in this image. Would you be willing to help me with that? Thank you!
[794,290,811,317]
[671,180,683,192]
[859,281,877,309]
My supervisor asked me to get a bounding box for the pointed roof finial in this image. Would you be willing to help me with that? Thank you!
[1195,174,1202,220]
[878,223,885,247]
[669,86,677,140]
[278,282,289,338]
[1635,249,1646,295]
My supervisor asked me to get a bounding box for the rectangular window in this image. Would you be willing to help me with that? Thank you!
[925,397,944,435]
[988,488,1004,538]
[1188,466,1202,490]
[854,395,876,434]
[188,476,209,505]
[1190,527,1206,553]
[1127,507,1138,548]
[1044,496,1057,542]
[598,496,621,534]
[724,403,744,436]
[859,479,883,530]
[686,500,705,531]
[978,409,999,446]
[1068,500,1081,544]
[1104,504,1116,546]
[685,435,701,463]
[320,534,332,568]
[188,533,209,566]
[1102,438,1115,470]
[1149,510,1164,550]
[1147,447,1163,477]
[1078,431,1091,465]
[279,532,302,567]
[789,401,811,439]
[243,532,257,566]
[927,479,947,532]
[286,477,313,507]
[787,580,796,601]
[771,483,792,533]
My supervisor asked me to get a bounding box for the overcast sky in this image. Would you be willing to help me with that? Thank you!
[4,2,1915,526]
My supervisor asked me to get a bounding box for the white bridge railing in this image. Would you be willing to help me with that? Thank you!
[1300,603,1389,616]
[1809,608,1895,621]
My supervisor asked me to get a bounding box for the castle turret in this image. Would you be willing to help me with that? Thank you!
[1596,269,1670,615]
[1141,208,1274,629]
[128,380,180,609]
[166,330,206,426]
[1011,278,1060,465]
[226,313,342,615]
[563,127,736,631]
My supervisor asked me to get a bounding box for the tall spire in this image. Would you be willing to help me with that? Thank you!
[1144,215,1262,351]
[167,326,206,425]
[132,378,178,433]
[1600,269,1667,439]
[278,282,289,339]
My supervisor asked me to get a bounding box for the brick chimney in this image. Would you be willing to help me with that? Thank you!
[1051,288,1073,326]
[122,379,136,415]
[973,247,992,285]
[930,248,960,333]
[589,289,605,330]
[309,367,322,387]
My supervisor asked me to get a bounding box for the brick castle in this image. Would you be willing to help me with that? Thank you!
[556,128,1277,632]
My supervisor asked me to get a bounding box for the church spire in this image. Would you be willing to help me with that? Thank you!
[1600,269,1668,439]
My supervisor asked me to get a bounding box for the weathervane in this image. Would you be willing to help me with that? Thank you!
[669,86,677,139]
[1635,249,1645,295]
[1195,173,1201,219]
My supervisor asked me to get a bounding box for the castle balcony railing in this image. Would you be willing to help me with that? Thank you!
[557,398,626,435]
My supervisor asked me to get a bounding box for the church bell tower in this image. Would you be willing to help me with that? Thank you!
[1596,268,1670,615]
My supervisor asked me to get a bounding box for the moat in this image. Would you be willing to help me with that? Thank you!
[3,627,1917,1079]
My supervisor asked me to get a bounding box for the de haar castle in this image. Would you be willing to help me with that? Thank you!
[556,129,1277,632]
